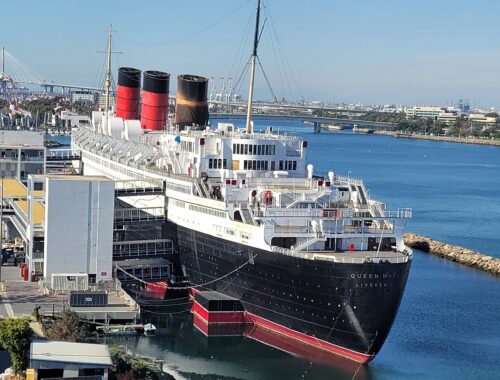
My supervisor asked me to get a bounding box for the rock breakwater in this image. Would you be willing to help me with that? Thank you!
[404,233,500,276]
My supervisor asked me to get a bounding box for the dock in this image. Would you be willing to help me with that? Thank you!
[0,266,140,322]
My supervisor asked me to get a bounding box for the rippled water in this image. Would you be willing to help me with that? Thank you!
[78,118,500,379]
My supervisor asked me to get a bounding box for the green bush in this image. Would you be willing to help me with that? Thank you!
[0,318,32,373]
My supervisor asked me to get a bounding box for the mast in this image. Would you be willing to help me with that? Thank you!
[104,27,112,113]
[1,47,4,74]
[245,0,261,133]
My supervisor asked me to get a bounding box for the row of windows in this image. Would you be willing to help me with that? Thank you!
[208,158,228,169]
[189,204,226,219]
[233,143,276,156]
[171,199,186,208]
[243,160,269,170]
[279,160,297,171]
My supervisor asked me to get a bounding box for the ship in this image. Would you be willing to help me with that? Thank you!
[72,0,413,363]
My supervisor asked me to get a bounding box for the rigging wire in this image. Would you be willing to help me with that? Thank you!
[116,0,252,47]
[262,0,304,102]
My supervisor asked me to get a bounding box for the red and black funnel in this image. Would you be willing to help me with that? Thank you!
[175,74,209,128]
[141,70,170,130]
[116,67,141,120]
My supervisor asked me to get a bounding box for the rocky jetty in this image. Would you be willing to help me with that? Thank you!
[404,233,500,276]
[374,130,500,147]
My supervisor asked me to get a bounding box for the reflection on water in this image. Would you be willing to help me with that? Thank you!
[106,313,374,380]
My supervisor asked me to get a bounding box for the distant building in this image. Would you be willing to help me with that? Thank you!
[59,110,91,128]
[405,106,445,118]
[458,99,470,113]
[97,92,115,111]
[70,90,97,104]
[468,113,497,125]
[0,130,45,182]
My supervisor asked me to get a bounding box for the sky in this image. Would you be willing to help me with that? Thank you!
[2,0,500,107]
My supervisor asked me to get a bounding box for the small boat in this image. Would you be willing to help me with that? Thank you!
[101,325,138,336]
[322,124,346,131]
[144,323,157,336]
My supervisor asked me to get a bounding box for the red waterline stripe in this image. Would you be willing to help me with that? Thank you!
[245,313,374,364]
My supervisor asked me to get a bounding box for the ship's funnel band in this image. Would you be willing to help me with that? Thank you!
[140,70,170,131]
[116,67,141,120]
[175,74,209,127]
[143,70,169,94]
[176,97,208,107]
[116,85,140,120]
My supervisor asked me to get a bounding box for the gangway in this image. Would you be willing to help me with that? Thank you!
[114,179,165,196]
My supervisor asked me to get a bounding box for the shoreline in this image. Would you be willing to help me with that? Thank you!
[404,233,500,276]
[374,130,500,147]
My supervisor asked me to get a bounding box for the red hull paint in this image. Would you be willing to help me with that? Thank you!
[190,289,372,363]
[146,281,168,298]
[245,313,374,364]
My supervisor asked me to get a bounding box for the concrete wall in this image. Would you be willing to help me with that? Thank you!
[43,177,114,283]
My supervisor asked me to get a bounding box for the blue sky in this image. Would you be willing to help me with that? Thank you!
[2,0,500,107]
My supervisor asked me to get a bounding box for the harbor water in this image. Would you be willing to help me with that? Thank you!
[79,118,499,379]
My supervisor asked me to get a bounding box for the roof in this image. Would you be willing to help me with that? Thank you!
[116,257,172,270]
[30,341,113,367]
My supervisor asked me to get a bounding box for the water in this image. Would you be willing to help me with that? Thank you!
[81,118,500,379]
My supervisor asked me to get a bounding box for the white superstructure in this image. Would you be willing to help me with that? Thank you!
[73,117,412,264]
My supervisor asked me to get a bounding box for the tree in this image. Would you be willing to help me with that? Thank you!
[45,310,91,342]
[0,318,32,373]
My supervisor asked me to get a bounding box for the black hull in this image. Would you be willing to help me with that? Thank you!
[177,226,411,362]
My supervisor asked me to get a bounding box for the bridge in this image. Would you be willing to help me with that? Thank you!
[1,48,104,98]
[210,113,398,131]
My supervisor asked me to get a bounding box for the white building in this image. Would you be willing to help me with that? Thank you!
[0,130,46,182]
[468,113,497,125]
[70,90,98,104]
[59,110,91,128]
[21,175,114,289]
[405,106,445,118]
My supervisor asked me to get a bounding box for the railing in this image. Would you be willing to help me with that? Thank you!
[114,207,165,223]
[113,239,174,258]
[271,245,413,264]
[47,148,81,160]
[114,179,164,193]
